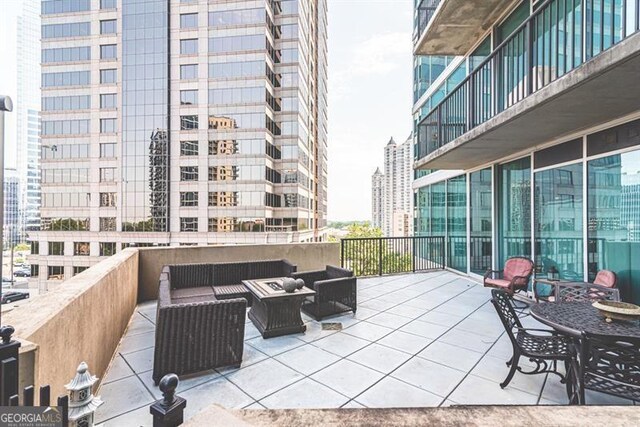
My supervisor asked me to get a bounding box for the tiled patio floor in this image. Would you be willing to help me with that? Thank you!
[96,271,635,426]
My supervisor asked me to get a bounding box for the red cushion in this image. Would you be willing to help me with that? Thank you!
[485,278,512,289]
[593,270,616,288]
[504,258,533,284]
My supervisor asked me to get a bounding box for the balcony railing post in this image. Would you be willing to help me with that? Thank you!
[526,18,534,96]
[467,74,474,130]
[412,237,416,273]
[340,239,345,268]
[378,238,383,276]
[0,326,20,406]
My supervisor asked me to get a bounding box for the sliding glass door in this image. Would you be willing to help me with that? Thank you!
[469,168,492,274]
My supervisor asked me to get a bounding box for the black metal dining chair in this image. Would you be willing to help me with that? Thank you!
[579,332,640,404]
[555,282,620,303]
[491,289,578,401]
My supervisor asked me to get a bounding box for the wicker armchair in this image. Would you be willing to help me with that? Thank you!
[484,257,534,296]
[153,266,246,385]
[579,332,640,404]
[491,289,578,402]
[292,265,357,320]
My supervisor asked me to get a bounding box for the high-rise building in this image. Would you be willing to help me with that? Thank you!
[383,135,412,237]
[3,169,20,248]
[412,0,640,302]
[15,0,41,242]
[31,0,328,291]
[371,167,384,230]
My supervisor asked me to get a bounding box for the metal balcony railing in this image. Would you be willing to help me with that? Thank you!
[416,0,640,161]
[413,0,442,44]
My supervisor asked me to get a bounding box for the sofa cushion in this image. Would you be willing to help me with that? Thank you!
[171,294,218,305]
[214,284,250,297]
[484,278,512,289]
[171,286,215,300]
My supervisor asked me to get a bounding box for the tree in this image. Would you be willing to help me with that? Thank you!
[345,222,382,238]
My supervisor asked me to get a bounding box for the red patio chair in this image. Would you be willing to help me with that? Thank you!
[484,257,534,296]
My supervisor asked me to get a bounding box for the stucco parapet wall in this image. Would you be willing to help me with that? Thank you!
[186,405,640,427]
[414,29,640,170]
[4,249,139,396]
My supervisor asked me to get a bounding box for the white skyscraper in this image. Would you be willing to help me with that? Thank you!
[371,167,384,230]
[382,134,412,237]
[15,0,41,242]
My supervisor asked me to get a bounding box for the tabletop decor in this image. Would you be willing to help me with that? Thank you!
[592,300,640,322]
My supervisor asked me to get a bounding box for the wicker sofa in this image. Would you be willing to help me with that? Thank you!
[152,259,297,384]
[292,265,357,320]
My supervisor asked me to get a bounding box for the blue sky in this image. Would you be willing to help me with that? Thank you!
[327,0,414,220]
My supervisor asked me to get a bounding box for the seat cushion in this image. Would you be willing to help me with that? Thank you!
[214,284,250,297]
[504,258,533,283]
[593,270,616,288]
[485,278,512,289]
[171,286,215,300]
[171,294,218,305]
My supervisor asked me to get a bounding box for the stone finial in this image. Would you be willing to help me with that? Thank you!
[0,325,15,344]
[159,374,179,407]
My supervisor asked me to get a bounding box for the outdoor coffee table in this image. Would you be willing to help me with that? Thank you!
[243,277,315,338]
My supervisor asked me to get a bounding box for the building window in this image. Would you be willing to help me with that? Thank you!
[180,115,198,130]
[100,118,117,133]
[180,217,198,232]
[180,141,198,156]
[180,13,198,29]
[31,241,40,255]
[42,71,91,87]
[47,266,64,280]
[100,44,117,60]
[42,95,91,111]
[42,22,91,39]
[180,64,197,80]
[100,242,117,256]
[100,192,116,207]
[42,46,91,63]
[48,241,64,256]
[100,143,116,158]
[42,120,89,135]
[73,266,89,275]
[99,167,116,182]
[100,68,117,84]
[74,242,90,256]
[100,19,116,34]
[99,217,116,231]
[100,93,117,109]
[180,166,198,181]
[180,90,198,105]
[31,265,39,278]
[180,39,198,55]
[180,192,199,207]
[42,0,91,14]
[100,0,116,9]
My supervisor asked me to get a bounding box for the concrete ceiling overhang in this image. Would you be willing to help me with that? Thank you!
[414,0,515,55]
[414,32,640,170]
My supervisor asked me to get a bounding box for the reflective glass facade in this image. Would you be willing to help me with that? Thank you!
[121,0,169,232]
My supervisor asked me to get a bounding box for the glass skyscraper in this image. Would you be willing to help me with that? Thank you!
[31,0,329,291]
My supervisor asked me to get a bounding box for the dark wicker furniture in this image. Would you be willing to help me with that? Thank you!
[491,290,578,401]
[579,332,640,404]
[292,265,357,320]
[243,278,315,338]
[153,269,246,385]
[484,257,534,296]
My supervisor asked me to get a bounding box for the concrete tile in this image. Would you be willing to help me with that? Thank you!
[119,331,155,355]
[296,320,340,343]
[310,359,384,398]
[243,322,262,340]
[181,376,254,418]
[342,321,394,342]
[216,344,269,375]
[312,333,370,357]
[356,376,442,408]
[101,404,151,427]
[126,312,156,336]
[439,328,497,353]
[226,358,304,401]
[471,354,545,397]
[122,347,154,373]
[353,307,379,320]
[95,376,154,424]
[101,355,134,385]
[274,344,340,376]
[399,319,451,339]
[418,341,484,372]
[341,400,366,408]
[359,299,396,311]
[246,335,306,357]
[138,369,221,400]
[455,316,504,338]
[377,330,432,355]
[386,304,430,319]
[418,311,464,328]
[260,378,349,409]
[244,402,266,409]
[448,375,539,405]
[347,343,412,374]
[366,312,413,329]
[322,312,361,328]
[392,357,466,397]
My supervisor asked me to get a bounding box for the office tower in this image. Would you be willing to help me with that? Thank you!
[32,0,328,291]
[3,169,20,248]
[383,135,412,237]
[371,167,384,230]
[412,0,640,299]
